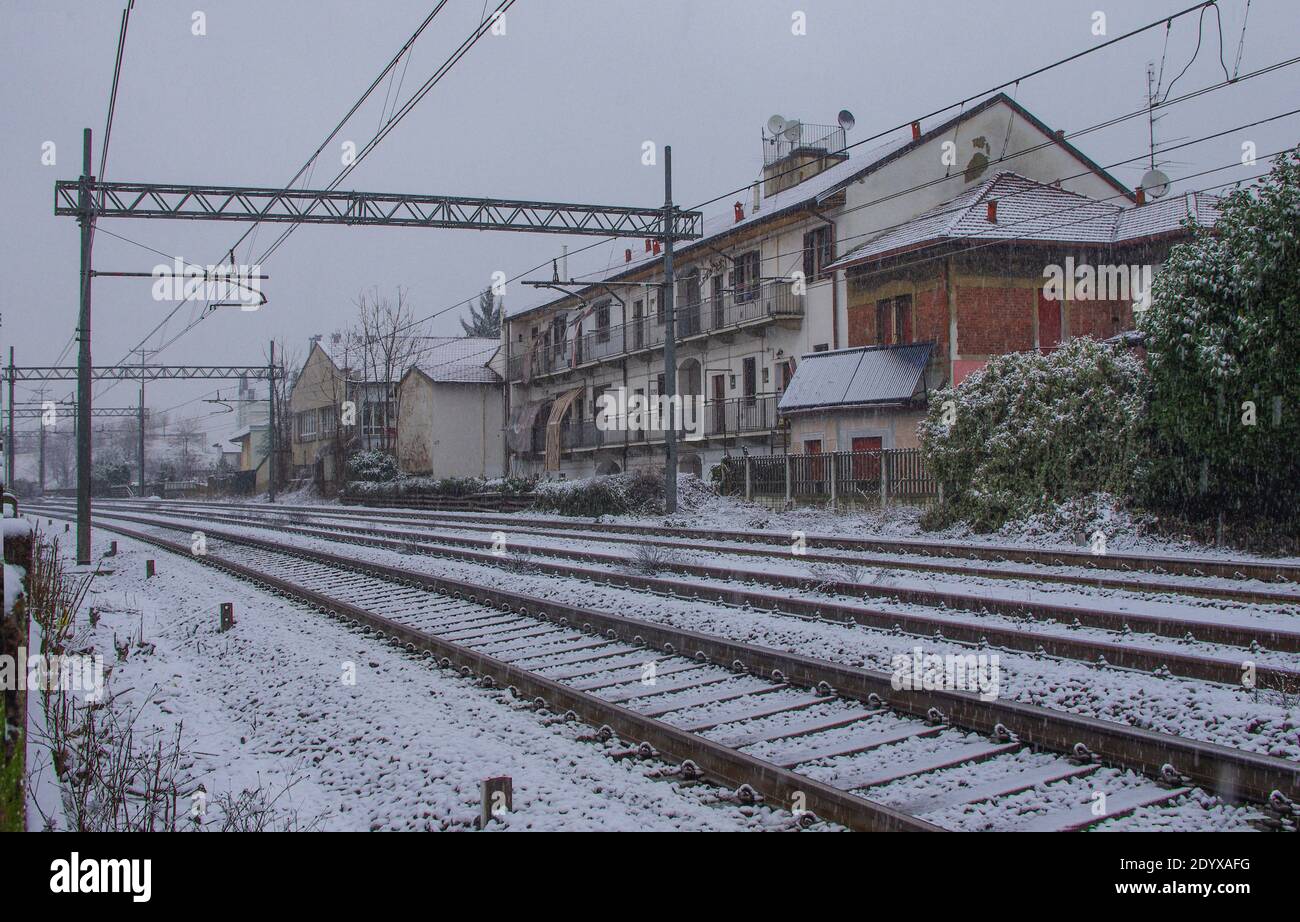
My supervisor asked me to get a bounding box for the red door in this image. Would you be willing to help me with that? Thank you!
[804,439,825,493]
[851,436,882,483]
[1037,292,1062,352]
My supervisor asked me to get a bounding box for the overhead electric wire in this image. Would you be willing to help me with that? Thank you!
[90,1,460,395]
[372,58,1300,378]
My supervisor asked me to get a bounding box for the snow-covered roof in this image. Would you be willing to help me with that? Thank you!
[828,172,1218,269]
[504,140,902,321]
[508,93,1136,322]
[407,336,501,385]
[779,342,934,413]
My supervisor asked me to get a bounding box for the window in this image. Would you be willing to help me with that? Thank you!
[733,251,761,302]
[655,291,663,324]
[742,357,757,400]
[298,410,318,442]
[632,299,645,349]
[319,407,337,439]
[550,317,566,354]
[595,301,611,343]
[894,294,913,344]
[803,226,834,280]
[875,299,892,345]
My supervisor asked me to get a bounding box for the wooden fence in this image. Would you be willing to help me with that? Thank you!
[716,448,938,507]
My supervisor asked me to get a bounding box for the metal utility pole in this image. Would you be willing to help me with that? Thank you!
[6,346,14,488]
[76,128,96,564]
[662,146,678,514]
[134,347,149,497]
[268,340,277,503]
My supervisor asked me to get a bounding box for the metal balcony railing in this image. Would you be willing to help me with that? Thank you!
[508,282,804,381]
[519,394,784,457]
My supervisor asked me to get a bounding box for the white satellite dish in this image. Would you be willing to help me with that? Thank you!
[1140,169,1171,199]
[837,109,856,131]
[782,120,803,142]
[766,114,788,136]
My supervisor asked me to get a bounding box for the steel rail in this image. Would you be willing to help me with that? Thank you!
[77,497,1300,607]
[31,510,933,832]
[90,502,1300,660]
[33,504,1300,807]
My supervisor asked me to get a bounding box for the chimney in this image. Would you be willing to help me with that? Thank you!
[653,240,662,255]
[734,201,745,223]
[645,238,653,253]
[1136,187,1146,206]
[559,245,568,281]
[986,200,998,223]
[625,248,632,263]
[911,121,921,141]
[752,181,761,215]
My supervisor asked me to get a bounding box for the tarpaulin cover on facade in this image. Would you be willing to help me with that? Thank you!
[544,387,583,471]
[507,400,545,454]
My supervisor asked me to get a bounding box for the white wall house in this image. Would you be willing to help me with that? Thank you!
[502,94,1137,480]
[396,337,504,478]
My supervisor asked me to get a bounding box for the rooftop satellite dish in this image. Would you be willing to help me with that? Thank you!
[1140,169,1171,199]
[782,120,803,142]
[837,109,856,131]
[766,114,788,136]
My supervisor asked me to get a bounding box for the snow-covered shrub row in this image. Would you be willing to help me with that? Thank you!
[1139,147,1300,528]
[344,474,535,498]
[532,469,663,517]
[919,337,1146,531]
[344,449,399,483]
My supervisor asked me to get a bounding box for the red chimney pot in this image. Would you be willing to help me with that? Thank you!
[987,200,998,223]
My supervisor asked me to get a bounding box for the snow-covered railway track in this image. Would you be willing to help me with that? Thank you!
[27,505,1300,831]
[70,499,1300,644]
[53,502,1300,692]
[109,497,1300,589]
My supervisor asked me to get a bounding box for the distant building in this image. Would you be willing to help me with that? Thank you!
[395,337,504,478]
[227,375,272,489]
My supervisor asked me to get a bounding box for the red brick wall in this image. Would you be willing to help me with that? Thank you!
[915,284,948,356]
[956,285,1034,354]
[1069,297,1131,340]
[846,301,872,347]
[846,281,945,349]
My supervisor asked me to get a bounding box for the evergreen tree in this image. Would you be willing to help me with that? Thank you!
[460,288,502,337]
[1139,147,1300,527]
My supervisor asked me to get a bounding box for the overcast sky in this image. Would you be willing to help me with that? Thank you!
[2,0,1296,447]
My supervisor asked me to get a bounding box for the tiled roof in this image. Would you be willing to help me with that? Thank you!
[778,342,934,413]
[829,172,1218,269]
[408,336,500,384]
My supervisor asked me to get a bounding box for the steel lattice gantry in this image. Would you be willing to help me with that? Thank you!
[2,365,280,382]
[10,405,144,418]
[54,138,699,563]
[55,181,705,240]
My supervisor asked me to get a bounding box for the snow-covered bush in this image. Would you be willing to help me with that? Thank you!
[533,470,663,517]
[345,450,398,483]
[343,474,537,498]
[1139,147,1300,527]
[919,337,1146,531]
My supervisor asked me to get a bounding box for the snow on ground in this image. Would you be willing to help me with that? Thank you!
[25,523,804,832]
[95,508,1300,764]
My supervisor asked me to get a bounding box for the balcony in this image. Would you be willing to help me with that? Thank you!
[523,394,783,457]
[508,282,804,381]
